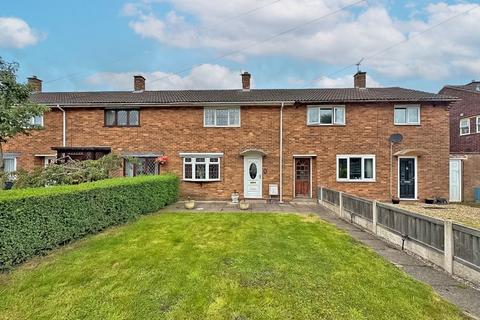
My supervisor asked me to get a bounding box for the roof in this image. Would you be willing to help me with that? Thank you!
[441,81,480,94]
[30,87,457,106]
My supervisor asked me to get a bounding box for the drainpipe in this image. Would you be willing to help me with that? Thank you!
[55,104,66,147]
[279,102,284,203]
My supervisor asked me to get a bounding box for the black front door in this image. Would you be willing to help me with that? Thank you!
[399,158,416,199]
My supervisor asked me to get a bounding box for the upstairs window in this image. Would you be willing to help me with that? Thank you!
[181,153,222,181]
[307,106,345,125]
[394,105,420,125]
[337,155,375,182]
[29,115,43,127]
[204,107,240,127]
[460,118,470,135]
[105,109,140,127]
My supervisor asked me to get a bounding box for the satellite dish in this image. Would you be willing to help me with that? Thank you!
[389,134,403,143]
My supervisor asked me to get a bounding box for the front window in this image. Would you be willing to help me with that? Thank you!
[124,157,159,177]
[105,109,140,127]
[460,118,470,135]
[394,105,420,125]
[307,106,345,125]
[337,155,375,182]
[182,154,221,181]
[3,158,16,173]
[477,117,480,133]
[30,115,43,127]
[204,107,240,127]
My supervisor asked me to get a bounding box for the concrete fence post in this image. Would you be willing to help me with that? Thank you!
[319,187,323,204]
[338,191,343,216]
[372,200,378,234]
[444,219,454,274]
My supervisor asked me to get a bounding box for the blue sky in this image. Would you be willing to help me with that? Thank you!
[1,0,479,93]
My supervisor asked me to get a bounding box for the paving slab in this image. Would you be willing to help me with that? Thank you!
[376,249,426,266]
[401,265,460,286]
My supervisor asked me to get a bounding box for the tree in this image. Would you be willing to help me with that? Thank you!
[0,57,49,176]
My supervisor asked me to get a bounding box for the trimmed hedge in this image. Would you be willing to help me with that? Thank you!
[0,174,179,270]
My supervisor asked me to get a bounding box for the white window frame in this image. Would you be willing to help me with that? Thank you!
[180,153,223,182]
[394,105,420,125]
[307,105,345,125]
[476,116,480,133]
[204,107,241,127]
[3,157,17,173]
[29,115,44,127]
[44,156,56,167]
[336,155,376,182]
[460,118,470,136]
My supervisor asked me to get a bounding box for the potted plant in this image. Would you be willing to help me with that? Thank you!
[185,197,195,209]
[391,196,400,204]
[231,190,239,204]
[155,155,169,166]
[239,198,250,210]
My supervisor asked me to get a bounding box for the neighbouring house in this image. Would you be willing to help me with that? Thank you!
[4,72,455,202]
[440,81,480,202]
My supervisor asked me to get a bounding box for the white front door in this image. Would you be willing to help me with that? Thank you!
[244,156,262,198]
[449,159,462,202]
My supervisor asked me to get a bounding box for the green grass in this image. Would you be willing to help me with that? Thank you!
[0,213,465,320]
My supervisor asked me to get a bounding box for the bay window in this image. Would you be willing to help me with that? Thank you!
[307,106,345,125]
[337,155,375,182]
[181,153,222,181]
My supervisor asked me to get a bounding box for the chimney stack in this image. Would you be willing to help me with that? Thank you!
[241,72,251,91]
[134,75,145,92]
[354,71,366,89]
[28,76,42,93]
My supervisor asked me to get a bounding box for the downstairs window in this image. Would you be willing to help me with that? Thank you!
[181,154,221,182]
[337,155,375,182]
[124,157,159,177]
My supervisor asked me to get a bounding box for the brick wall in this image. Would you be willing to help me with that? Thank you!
[451,154,480,202]
[4,103,450,201]
[439,87,480,153]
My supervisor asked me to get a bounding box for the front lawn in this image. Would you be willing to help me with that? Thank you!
[0,213,464,320]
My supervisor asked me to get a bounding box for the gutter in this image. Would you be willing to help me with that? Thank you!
[279,102,284,203]
[54,104,66,147]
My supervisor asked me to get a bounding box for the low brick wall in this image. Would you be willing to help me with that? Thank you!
[459,154,480,202]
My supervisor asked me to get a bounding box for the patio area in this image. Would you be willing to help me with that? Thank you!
[162,201,319,213]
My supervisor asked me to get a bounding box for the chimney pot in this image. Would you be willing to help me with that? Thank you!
[354,71,366,89]
[134,75,146,92]
[241,72,251,91]
[27,76,42,93]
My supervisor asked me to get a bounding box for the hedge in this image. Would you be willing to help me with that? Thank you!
[0,174,179,270]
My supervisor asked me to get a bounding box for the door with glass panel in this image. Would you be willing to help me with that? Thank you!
[244,156,262,198]
[399,157,416,199]
[295,158,311,198]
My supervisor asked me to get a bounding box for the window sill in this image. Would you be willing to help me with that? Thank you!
[104,125,141,128]
[203,125,241,128]
[336,179,376,183]
[182,179,221,183]
[307,123,346,127]
[394,123,421,126]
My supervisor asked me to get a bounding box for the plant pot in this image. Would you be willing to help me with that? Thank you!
[185,200,195,209]
[239,202,250,210]
[391,198,400,204]
[231,192,239,204]
[4,181,13,190]
[425,198,435,205]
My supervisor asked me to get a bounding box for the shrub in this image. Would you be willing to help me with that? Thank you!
[0,174,179,270]
[12,154,122,189]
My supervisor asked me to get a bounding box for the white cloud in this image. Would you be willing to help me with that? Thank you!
[85,64,243,90]
[314,74,381,88]
[123,1,480,81]
[0,17,44,48]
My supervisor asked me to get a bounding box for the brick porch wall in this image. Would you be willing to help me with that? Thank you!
[4,103,449,201]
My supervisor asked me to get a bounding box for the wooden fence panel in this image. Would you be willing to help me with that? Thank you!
[342,194,373,221]
[453,224,480,270]
[377,203,444,251]
[322,188,340,206]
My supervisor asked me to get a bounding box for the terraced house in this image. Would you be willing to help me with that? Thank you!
[5,72,455,202]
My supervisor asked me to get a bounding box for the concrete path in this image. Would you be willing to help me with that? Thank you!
[161,201,480,318]
[315,204,480,319]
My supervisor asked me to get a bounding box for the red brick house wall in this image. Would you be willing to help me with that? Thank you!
[4,102,450,201]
